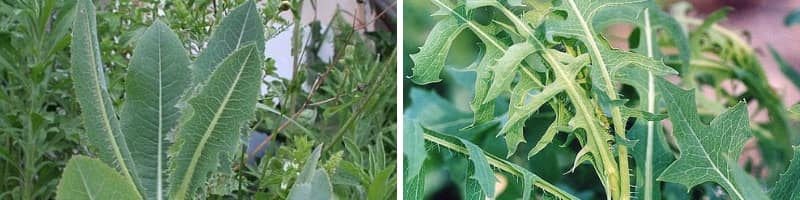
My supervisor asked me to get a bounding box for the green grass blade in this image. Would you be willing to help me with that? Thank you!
[56,156,142,200]
[120,20,191,200]
[768,45,800,90]
[169,44,262,199]
[71,0,137,186]
[192,0,264,85]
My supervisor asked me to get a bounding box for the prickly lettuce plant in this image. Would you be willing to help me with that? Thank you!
[404,0,799,199]
[55,0,264,199]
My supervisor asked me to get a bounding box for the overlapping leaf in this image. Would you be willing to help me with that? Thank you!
[168,44,263,199]
[191,0,264,85]
[71,0,138,186]
[120,20,190,200]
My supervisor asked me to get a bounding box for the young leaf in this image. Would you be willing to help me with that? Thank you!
[192,0,264,85]
[71,0,137,184]
[120,20,191,200]
[656,78,761,200]
[56,156,142,200]
[169,44,263,199]
[287,145,333,200]
[770,146,800,199]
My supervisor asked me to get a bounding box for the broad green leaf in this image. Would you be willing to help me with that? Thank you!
[56,156,142,200]
[770,146,800,199]
[409,17,468,84]
[120,20,190,200]
[71,0,137,184]
[287,145,333,200]
[192,0,264,85]
[656,78,760,200]
[168,44,263,199]
[461,138,496,198]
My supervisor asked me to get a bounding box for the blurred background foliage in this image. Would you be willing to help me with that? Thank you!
[0,0,396,199]
[403,0,800,199]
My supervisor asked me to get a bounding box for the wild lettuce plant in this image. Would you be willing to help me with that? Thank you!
[404,0,799,199]
[56,0,264,199]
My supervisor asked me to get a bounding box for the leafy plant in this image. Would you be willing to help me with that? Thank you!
[57,0,264,199]
[0,0,81,199]
[404,0,799,199]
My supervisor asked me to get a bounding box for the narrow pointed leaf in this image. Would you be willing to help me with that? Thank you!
[120,20,190,200]
[56,156,142,200]
[71,0,137,184]
[169,44,263,199]
[192,0,264,85]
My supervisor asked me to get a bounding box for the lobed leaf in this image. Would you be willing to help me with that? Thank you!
[656,78,762,200]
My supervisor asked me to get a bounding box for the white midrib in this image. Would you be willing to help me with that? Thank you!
[175,49,253,199]
[432,0,619,195]
[644,8,655,200]
[156,30,164,200]
[82,7,133,182]
[77,163,97,200]
[234,4,251,51]
[663,88,745,200]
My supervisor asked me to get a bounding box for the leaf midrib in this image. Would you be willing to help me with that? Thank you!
[76,163,97,200]
[174,48,254,199]
[156,28,164,200]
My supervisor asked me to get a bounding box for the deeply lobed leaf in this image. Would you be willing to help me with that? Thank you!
[656,78,766,200]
